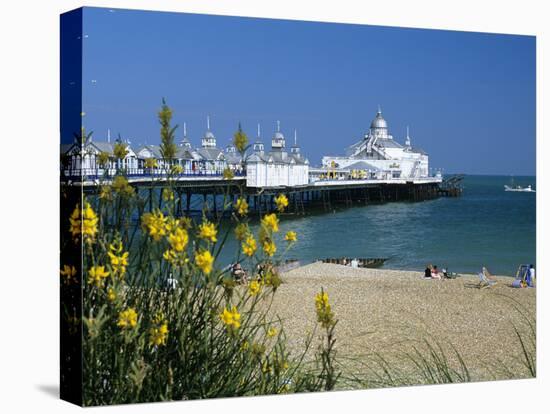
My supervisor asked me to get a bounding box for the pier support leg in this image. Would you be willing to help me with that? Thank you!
[213,192,218,220]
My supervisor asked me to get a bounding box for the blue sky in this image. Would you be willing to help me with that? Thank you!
[78,7,536,175]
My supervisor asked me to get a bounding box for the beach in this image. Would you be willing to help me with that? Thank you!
[269,262,536,384]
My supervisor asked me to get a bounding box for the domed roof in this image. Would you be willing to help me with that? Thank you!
[204,130,215,139]
[273,131,285,140]
[273,120,285,141]
[370,110,388,129]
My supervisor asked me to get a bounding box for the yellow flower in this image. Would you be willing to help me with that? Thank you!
[284,231,297,242]
[198,221,217,243]
[267,327,277,338]
[113,142,128,160]
[168,227,189,252]
[163,249,188,266]
[248,280,261,296]
[144,158,157,169]
[107,287,116,302]
[180,216,193,229]
[219,306,241,330]
[87,265,110,287]
[242,235,257,257]
[60,264,77,284]
[164,216,179,233]
[235,223,250,241]
[117,308,138,329]
[240,340,250,352]
[275,194,289,212]
[233,127,248,152]
[163,249,177,263]
[223,168,235,180]
[195,250,214,274]
[262,239,277,257]
[171,164,183,174]
[107,240,129,277]
[315,291,330,311]
[235,197,248,216]
[112,175,134,196]
[69,205,81,238]
[97,151,110,168]
[150,322,169,346]
[261,213,279,233]
[162,188,175,201]
[153,311,165,324]
[315,289,335,329]
[99,185,112,200]
[82,203,99,240]
[107,251,129,277]
[69,202,99,243]
[142,209,167,241]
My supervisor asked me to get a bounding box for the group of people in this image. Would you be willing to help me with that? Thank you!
[230,262,276,285]
[423,264,449,280]
[231,262,248,284]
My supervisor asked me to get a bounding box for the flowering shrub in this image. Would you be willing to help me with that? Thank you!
[61,102,341,405]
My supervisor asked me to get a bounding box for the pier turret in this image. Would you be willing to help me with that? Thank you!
[180,122,192,149]
[290,129,301,156]
[253,123,265,155]
[202,115,217,148]
[271,120,285,150]
[404,126,411,149]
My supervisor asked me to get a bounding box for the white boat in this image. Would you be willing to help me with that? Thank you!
[504,184,535,192]
[504,176,535,192]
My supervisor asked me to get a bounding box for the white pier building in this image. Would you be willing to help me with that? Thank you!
[245,122,309,188]
[317,108,430,181]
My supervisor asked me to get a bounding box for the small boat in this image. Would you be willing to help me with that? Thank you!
[319,257,388,268]
[504,184,535,192]
[505,176,535,192]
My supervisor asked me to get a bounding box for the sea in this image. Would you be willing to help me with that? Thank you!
[217,175,536,276]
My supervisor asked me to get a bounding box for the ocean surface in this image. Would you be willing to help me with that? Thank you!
[218,175,536,276]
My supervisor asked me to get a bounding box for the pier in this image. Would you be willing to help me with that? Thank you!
[71,172,448,218]
[61,107,463,218]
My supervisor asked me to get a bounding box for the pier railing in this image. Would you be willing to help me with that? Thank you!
[61,168,246,181]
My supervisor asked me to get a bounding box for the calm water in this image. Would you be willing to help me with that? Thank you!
[218,175,536,276]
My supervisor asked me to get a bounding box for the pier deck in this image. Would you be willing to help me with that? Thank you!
[67,174,449,217]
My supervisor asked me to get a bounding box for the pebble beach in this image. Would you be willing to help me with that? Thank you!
[269,262,536,383]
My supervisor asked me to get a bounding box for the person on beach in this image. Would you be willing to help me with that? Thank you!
[232,263,248,284]
[482,266,497,282]
[431,265,442,280]
[424,265,433,279]
[528,264,535,287]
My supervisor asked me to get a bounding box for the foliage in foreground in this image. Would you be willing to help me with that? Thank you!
[61,100,340,406]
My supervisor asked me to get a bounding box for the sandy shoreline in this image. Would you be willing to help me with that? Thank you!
[268,262,536,383]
